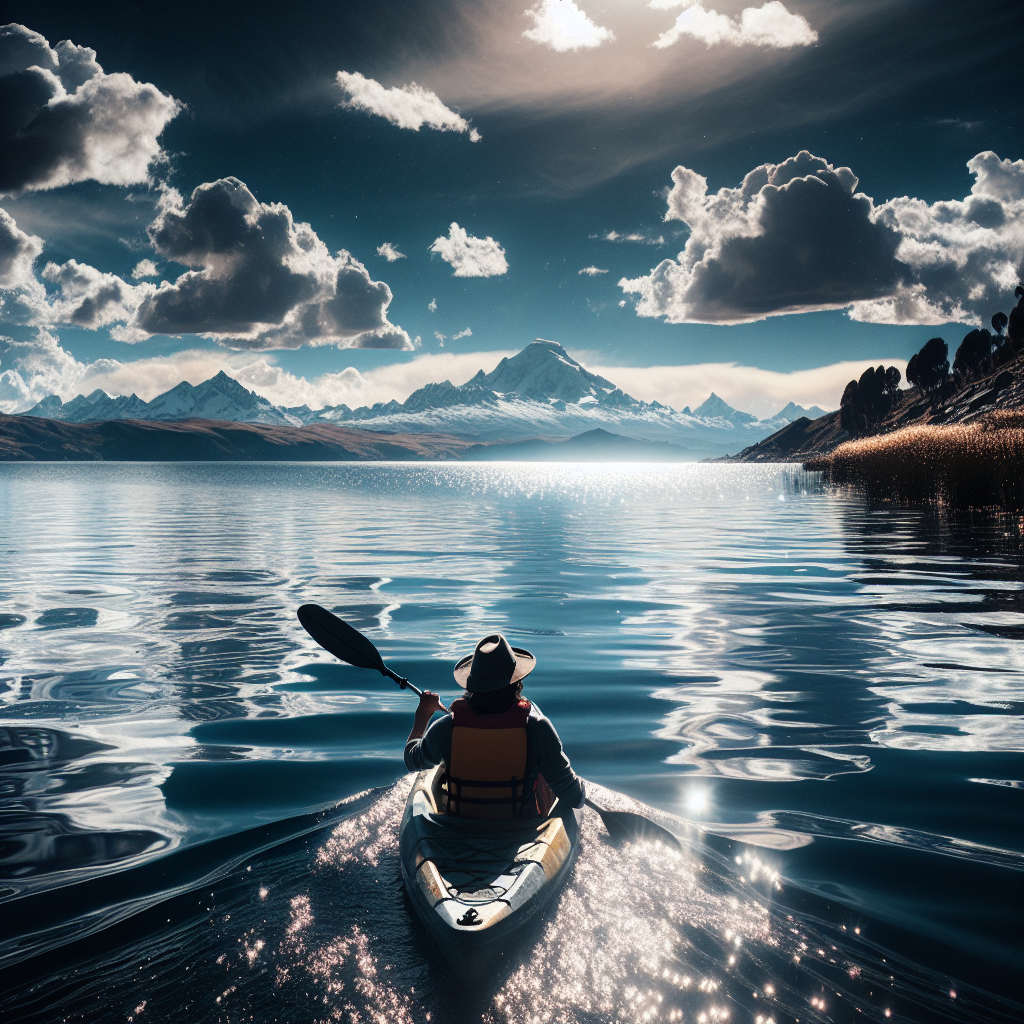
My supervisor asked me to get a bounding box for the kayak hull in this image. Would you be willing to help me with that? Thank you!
[399,765,582,984]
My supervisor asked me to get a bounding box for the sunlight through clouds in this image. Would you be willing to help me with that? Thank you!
[523,0,615,52]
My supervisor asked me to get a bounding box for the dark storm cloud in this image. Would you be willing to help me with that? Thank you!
[0,24,180,195]
[128,178,412,349]
[621,151,1024,326]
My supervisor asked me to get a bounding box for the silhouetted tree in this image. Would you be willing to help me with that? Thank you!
[1007,285,1024,356]
[953,328,993,378]
[906,337,949,396]
[839,364,902,435]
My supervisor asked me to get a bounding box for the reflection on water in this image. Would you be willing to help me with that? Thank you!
[0,462,1022,1020]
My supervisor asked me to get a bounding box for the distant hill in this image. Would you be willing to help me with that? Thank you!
[0,416,474,462]
[19,339,833,461]
[465,427,693,462]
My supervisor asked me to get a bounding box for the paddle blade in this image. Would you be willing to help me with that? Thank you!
[297,604,387,673]
[585,800,683,851]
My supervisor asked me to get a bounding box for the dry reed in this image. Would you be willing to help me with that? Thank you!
[805,410,1024,509]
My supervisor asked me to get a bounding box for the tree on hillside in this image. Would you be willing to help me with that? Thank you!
[953,327,994,379]
[1007,285,1024,356]
[840,364,902,435]
[906,337,949,396]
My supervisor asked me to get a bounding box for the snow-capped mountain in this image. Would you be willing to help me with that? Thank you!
[290,341,828,456]
[24,371,291,426]
[20,341,831,459]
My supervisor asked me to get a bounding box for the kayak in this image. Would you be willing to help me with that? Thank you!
[399,763,583,982]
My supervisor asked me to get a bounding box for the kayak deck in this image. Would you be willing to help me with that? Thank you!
[399,764,581,980]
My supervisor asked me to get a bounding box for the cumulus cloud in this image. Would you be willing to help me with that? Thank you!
[621,151,901,323]
[523,0,615,52]
[620,150,1024,328]
[578,265,608,276]
[336,71,480,140]
[0,23,181,194]
[0,207,43,289]
[123,177,412,349]
[0,328,87,412]
[848,152,1024,325]
[39,258,143,329]
[377,242,405,261]
[428,298,437,312]
[452,327,473,339]
[131,259,158,279]
[430,222,508,277]
[652,1,817,50]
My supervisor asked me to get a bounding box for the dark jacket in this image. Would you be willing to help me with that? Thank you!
[404,700,585,811]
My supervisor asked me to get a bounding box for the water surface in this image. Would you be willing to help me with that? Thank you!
[1,462,1021,1022]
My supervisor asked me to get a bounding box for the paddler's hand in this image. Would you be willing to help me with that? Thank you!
[407,690,445,743]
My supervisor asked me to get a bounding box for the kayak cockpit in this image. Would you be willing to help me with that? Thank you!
[399,764,582,979]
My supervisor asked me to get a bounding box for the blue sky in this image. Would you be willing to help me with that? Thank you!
[0,0,1020,417]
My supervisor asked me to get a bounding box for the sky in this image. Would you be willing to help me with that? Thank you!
[0,0,1020,418]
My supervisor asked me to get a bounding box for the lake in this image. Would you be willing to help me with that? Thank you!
[0,461,1021,1023]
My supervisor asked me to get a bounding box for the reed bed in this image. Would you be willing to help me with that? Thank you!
[805,410,1024,509]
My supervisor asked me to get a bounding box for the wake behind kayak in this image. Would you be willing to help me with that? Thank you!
[399,764,583,982]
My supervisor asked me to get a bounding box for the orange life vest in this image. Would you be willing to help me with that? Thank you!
[444,697,532,819]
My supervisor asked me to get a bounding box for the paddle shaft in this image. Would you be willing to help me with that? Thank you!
[299,605,675,847]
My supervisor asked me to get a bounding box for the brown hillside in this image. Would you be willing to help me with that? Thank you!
[726,353,1024,463]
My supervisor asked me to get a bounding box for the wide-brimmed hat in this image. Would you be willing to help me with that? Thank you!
[453,633,536,692]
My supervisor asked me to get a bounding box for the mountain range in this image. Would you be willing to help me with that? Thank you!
[22,340,827,459]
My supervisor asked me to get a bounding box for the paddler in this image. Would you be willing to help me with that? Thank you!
[404,634,585,819]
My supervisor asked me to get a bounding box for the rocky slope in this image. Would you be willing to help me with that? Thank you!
[724,355,1023,463]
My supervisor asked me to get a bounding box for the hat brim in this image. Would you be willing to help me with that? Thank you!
[453,647,536,690]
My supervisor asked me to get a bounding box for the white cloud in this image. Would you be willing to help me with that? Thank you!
[0,207,43,289]
[0,329,86,412]
[585,359,899,419]
[452,327,473,339]
[578,266,608,276]
[430,222,508,277]
[40,258,144,329]
[619,150,1024,328]
[377,242,405,261]
[523,0,615,52]
[599,230,665,245]
[428,298,437,312]
[0,23,181,194]
[434,331,447,343]
[336,71,480,140]
[652,2,817,50]
[848,152,1024,325]
[621,151,901,324]
[131,258,158,279]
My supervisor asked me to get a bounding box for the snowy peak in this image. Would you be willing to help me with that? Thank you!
[469,339,630,406]
[21,371,289,426]
[693,392,758,425]
[769,401,828,422]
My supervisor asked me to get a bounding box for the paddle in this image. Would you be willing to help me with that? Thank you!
[298,604,680,849]
[297,603,448,710]
[584,797,683,851]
